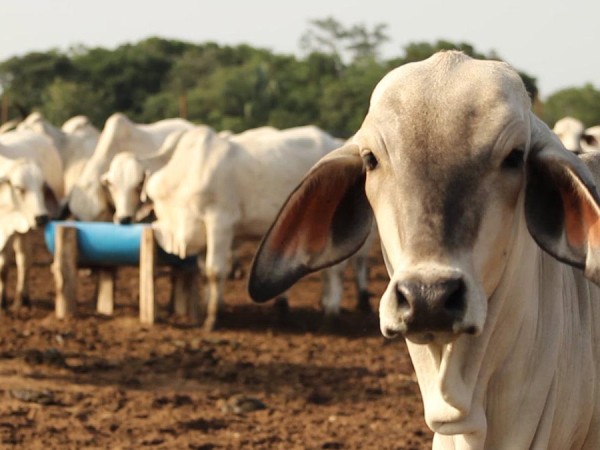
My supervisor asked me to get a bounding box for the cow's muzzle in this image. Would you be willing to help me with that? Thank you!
[381,273,474,343]
[117,216,132,225]
[35,214,49,227]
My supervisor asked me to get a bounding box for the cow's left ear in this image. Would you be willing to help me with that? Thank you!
[525,113,600,284]
[248,143,373,302]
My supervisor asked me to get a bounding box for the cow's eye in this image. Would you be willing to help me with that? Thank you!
[502,149,524,170]
[362,151,378,171]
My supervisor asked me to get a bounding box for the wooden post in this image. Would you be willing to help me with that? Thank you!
[96,268,115,315]
[178,93,188,119]
[52,226,78,318]
[139,227,156,324]
[1,94,8,125]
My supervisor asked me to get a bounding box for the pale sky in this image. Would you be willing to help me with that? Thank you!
[2,0,598,99]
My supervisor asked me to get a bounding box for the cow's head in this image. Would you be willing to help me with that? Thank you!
[249,51,600,346]
[101,152,146,225]
[582,126,600,153]
[552,116,584,153]
[0,158,59,250]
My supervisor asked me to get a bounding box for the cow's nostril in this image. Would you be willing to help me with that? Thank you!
[395,283,410,311]
[464,325,478,335]
[443,279,466,314]
[118,216,132,225]
[383,327,401,338]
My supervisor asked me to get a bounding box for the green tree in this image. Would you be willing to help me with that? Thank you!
[300,16,389,67]
[319,62,387,136]
[266,53,339,129]
[41,78,107,126]
[0,50,74,117]
[542,84,600,127]
[70,37,190,122]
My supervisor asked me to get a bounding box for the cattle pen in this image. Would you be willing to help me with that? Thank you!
[0,227,431,449]
[44,221,199,324]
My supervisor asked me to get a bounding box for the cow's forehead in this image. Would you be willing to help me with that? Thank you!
[363,52,530,157]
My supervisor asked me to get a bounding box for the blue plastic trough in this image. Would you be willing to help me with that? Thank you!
[44,221,197,268]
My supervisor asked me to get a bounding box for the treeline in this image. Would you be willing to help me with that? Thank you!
[0,23,598,135]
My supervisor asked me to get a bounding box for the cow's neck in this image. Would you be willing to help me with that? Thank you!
[405,212,595,449]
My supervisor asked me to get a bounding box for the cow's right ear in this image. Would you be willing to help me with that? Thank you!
[248,143,373,302]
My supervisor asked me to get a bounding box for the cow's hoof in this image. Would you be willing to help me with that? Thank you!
[227,261,245,280]
[202,317,217,332]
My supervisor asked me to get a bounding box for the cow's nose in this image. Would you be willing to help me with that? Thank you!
[117,216,132,225]
[35,214,49,227]
[395,276,466,334]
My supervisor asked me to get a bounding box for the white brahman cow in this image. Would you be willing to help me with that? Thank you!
[17,113,99,206]
[553,116,585,153]
[249,51,600,449]
[147,124,374,331]
[0,130,63,310]
[100,129,186,224]
[61,115,100,137]
[68,112,194,221]
[554,118,600,155]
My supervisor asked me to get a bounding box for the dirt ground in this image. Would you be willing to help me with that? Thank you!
[0,229,432,449]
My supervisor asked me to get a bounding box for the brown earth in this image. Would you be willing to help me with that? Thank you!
[0,229,431,449]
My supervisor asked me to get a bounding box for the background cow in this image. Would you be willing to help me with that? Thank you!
[582,125,600,153]
[68,113,194,221]
[147,124,375,331]
[17,112,99,208]
[100,129,187,224]
[0,130,63,310]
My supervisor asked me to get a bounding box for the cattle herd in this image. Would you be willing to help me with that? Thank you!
[2,50,600,448]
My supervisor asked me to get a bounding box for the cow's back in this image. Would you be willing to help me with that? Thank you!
[232,126,342,236]
[0,130,64,200]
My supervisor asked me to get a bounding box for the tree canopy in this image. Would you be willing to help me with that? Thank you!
[2,20,587,137]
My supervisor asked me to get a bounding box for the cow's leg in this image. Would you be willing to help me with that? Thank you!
[202,216,234,332]
[227,244,245,280]
[13,234,31,309]
[0,248,8,311]
[320,261,346,319]
[351,254,371,313]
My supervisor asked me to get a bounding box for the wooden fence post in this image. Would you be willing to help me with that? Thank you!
[52,226,78,318]
[139,227,156,324]
[1,94,8,125]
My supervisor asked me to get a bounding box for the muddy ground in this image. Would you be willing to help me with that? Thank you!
[0,229,431,449]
